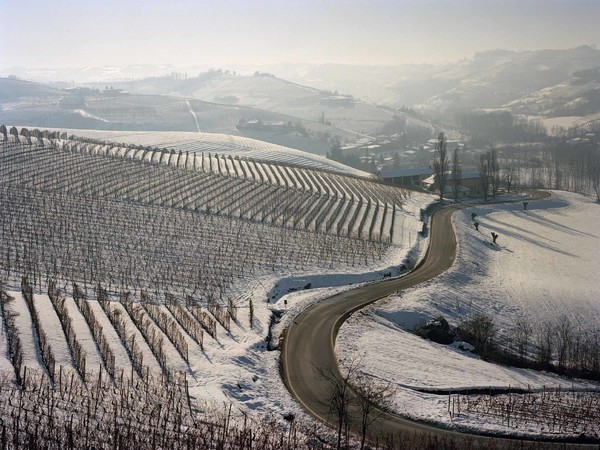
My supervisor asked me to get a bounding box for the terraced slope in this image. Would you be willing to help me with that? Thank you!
[0,129,414,300]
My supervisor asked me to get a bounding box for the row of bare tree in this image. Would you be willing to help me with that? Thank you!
[500,142,600,200]
[509,316,600,377]
[0,287,24,384]
[457,313,600,379]
[74,285,117,379]
[0,363,569,450]
[21,277,56,381]
[142,301,189,363]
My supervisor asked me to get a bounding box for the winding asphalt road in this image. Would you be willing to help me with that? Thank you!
[280,192,595,447]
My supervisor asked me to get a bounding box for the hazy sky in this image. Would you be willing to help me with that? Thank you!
[2,0,599,68]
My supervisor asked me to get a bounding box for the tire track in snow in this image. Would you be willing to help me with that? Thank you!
[186,100,201,132]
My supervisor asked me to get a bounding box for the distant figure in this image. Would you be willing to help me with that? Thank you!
[491,232,498,244]
[523,201,528,211]
[474,221,479,231]
[471,213,478,221]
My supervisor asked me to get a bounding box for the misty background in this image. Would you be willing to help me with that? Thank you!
[1,0,600,174]
[2,0,599,70]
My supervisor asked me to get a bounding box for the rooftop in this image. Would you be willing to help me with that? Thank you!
[379,167,433,178]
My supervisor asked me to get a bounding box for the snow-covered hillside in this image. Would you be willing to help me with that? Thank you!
[337,191,600,438]
[0,132,437,440]
[85,74,403,137]
[57,128,373,178]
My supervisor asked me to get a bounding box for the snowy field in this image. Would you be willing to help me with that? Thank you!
[337,191,600,438]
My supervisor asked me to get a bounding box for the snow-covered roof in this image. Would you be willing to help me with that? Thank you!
[423,174,435,185]
[379,167,433,178]
[461,171,481,180]
[567,137,591,145]
[423,172,480,185]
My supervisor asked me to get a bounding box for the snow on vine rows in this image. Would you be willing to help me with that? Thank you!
[52,128,372,177]
[327,118,385,136]
[1,134,408,243]
[0,130,429,304]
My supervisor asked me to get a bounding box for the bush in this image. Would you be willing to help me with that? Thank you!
[457,314,497,356]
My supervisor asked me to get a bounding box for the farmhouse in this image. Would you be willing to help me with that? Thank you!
[102,88,129,97]
[422,171,482,197]
[319,96,355,107]
[425,139,462,152]
[378,167,433,188]
[237,119,289,132]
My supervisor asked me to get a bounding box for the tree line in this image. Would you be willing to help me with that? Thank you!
[457,313,600,380]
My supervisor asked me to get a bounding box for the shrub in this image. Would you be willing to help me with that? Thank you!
[457,314,497,356]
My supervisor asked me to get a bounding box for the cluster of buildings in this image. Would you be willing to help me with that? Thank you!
[370,137,483,198]
[377,167,483,198]
[237,119,289,132]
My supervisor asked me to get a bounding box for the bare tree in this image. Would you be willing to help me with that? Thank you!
[589,148,600,202]
[504,159,517,193]
[451,147,462,201]
[512,317,533,362]
[352,374,393,450]
[433,133,449,200]
[458,314,497,356]
[479,148,500,200]
[490,148,501,198]
[479,153,490,201]
[556,316,573,372]
[316,364,353,450]
[535,324,554,368]
[248,299,254,329]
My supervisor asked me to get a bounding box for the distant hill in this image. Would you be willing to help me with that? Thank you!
[0,78,368,155]
[250,47,600,120]
[83,72,407,138]
[5,46,600,117]
[504,66,600,118]
[417,46,600,116]
[0,74,444,153]
[0,77,63,102]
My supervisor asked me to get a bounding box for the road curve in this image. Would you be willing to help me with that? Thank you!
[280,192,594,447]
